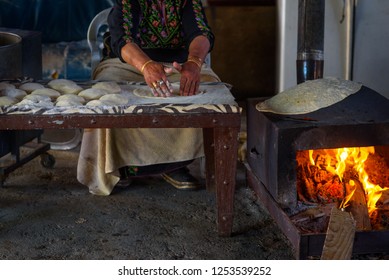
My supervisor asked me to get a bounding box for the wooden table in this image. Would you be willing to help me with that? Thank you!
[0,102,241,236]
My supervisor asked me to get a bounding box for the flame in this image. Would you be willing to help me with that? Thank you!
[340,180,356,209]
[316,146,388,215]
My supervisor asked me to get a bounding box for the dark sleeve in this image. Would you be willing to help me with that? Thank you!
[107,0,141,62]
[181,0,215,52]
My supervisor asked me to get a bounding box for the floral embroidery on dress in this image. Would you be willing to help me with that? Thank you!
[121,0,212,49]
[122,0,134,43]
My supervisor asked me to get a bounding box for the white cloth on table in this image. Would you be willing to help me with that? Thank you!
[77,58,222,195]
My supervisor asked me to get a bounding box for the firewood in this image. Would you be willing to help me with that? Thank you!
[321,207,356,260]
[345,179,372,231]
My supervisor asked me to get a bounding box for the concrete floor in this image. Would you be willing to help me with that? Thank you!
[0,147,295,260]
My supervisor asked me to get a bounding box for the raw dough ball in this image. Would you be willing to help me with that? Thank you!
[18,82,45,93]
[17,99,53,107]
[19,94,53,107]
[85,99,111,106]
[47,79,83,94]
[0,82,15,91]
[56,100,84,107]
[79,88,109,100]
[56,94,85,104]
[30,88,61,100]
[99,93,129,105]
[23,94,52,103]
[92,81,121,93]
[0,88,27,100]
[0,96,17,106]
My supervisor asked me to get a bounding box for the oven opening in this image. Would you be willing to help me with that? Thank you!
[293,146,389,233]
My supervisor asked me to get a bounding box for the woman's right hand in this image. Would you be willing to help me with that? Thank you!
[142,61,173,97]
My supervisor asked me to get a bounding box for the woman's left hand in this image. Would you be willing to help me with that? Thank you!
[171,61,201,96]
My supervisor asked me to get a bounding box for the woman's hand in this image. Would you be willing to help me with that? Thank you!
[142,61,173,97]
[171,61,201,96]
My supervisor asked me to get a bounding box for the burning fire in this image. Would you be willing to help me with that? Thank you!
[297,146,389,216]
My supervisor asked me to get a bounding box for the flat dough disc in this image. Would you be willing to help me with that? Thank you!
[79,88,109,100]
[0,96,18,106]
[19,82,45,93]
[133,84,205,98]
[47,79,83,94]
[92,81,121,93]
[256,77,362,115]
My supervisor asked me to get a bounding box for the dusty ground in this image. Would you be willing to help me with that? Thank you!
[0,148,295,260]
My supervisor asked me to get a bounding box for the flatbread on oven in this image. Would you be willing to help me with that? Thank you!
[256,77,362,115]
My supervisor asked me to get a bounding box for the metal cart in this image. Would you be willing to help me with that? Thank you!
[0,130,55,187]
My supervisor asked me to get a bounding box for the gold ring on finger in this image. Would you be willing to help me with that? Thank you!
[152,82,158,88]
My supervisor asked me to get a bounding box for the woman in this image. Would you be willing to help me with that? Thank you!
[77,0,221,195]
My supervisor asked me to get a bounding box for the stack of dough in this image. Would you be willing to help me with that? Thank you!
[0,79,128,108]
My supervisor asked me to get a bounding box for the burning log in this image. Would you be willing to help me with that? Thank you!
[344,179,372,231]
[321,207,356,260]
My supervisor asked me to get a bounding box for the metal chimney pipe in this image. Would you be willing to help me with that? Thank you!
[296,0,325,84]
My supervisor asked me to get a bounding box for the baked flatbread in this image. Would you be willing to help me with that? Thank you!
[256,77,362,115]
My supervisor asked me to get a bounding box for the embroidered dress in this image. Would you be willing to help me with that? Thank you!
[107,0,214,63]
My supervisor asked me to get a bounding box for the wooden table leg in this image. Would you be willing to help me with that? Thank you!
[207,126,239,237]
[203,128,215,192]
